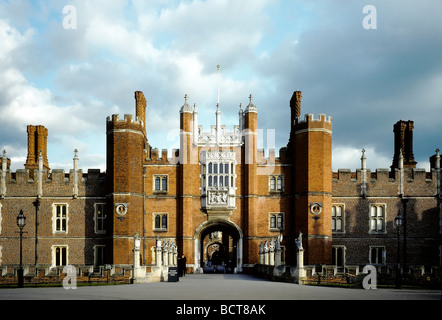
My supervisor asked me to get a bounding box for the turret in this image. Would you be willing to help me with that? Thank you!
[292,110,333,265]
[106,92,148,264]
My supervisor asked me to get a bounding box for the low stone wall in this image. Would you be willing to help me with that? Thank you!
[0,264,133,286]
[253,264,442,289]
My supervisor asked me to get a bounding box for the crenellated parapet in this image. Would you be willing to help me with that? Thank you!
[294,113,332,134]
[0,166,105,198]
[333,149,441,197]
[106,113,146,136]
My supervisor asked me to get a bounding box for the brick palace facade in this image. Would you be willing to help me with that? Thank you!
[0,90,440,281]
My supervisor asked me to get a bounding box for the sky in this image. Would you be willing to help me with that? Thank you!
[0,0,441,172]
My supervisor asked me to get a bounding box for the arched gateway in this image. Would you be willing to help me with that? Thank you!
[194,220,243,273]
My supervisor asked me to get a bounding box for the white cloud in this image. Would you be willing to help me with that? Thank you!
[0,0,440,174]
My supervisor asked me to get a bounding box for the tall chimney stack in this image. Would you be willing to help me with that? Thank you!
[24,125,50,172]
[391,120,417,170]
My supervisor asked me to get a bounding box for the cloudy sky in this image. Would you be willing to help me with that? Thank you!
[0,0,441,172]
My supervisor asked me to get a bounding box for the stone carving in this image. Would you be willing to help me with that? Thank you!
[295,231,303,250]
[208,191,228,205]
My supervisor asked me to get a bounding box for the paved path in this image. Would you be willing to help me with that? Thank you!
[0,273,440,301]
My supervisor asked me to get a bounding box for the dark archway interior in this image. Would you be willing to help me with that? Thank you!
[200,222,240,272]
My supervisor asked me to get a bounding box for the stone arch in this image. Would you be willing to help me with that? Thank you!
[194,220,243,273]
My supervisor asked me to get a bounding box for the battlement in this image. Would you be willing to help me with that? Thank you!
[296,113,332,124]
[332,167,440,197]
[256,148,284,165]
[3,168,104,183]
[0,167,105,198]
[294,113,332,133]
[107,113,144,126]
[148,148,180,164]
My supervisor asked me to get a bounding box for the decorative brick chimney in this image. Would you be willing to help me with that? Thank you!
[391,120,417,170]
[24,125,50,172]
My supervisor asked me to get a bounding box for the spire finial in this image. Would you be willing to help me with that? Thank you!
[217,65,220,105]
[184,94,188,103]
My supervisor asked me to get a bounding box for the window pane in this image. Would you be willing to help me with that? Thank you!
[214,163,218,174]
[332,206,336,217]
[377,219,383,231]
[336,219,342,231]
[209,163,212,174]
[277,215,283,229]
[220,163,223,173]
[62,248,67,266]
[225,164,229,174]
[214,176,218,186]
[162,177,167,191]
[270,177,276,190]
[225,176,229,187]
[277,176,282,190]
[377,248,383,264]
[162,215,167,229]
[336,206,342,217]
[270,216,276,228]
[155,215,160,229]
[208,176,212,186]
[155,177,160,190]
[219,176,223,186]
[371,248,376,263]
[377,206,383,217]
[56,248,60,266]
[332,219,336,230]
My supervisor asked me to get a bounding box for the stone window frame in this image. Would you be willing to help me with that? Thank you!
[269,212,284,232]
[269,175,284,193]
[94,202,107,234]
[51,245,68,267]
[369,246,386,265]
[332,203,345,233]
[52,203,69,234]
[332,245,346,267]
[368,203,387,234]
[153,174,168,193]
[153,212,168,232]
[93,245,106,267]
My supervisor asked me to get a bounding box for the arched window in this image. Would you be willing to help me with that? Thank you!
[155,215,161,229]
[277,176,282,190]
[277,214,283,229]
[270,177,276,190]
[161,215,167,229]
[270,215,276,229]
[208,163,212,174]
[162,177,167,191]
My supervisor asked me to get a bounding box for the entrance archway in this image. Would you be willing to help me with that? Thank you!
[194,220,243,273]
